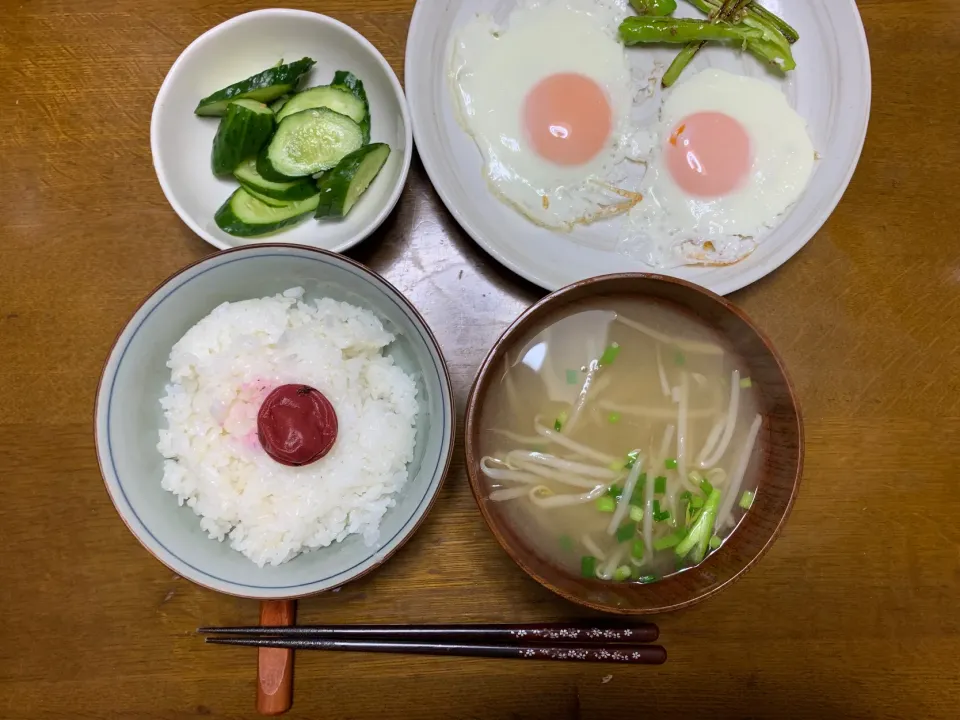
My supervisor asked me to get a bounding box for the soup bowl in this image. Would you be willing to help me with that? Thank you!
[464,274,803,615]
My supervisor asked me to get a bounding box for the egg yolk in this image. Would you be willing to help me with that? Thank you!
[523,73,612,166]
[665,112,751,198]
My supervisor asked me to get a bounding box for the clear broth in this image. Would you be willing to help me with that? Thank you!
[478,298,763,583]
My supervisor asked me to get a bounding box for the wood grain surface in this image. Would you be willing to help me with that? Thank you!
[1,1,958,718]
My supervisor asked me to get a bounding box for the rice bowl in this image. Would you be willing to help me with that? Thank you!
[158,287,419,567]
[96,244,454,599]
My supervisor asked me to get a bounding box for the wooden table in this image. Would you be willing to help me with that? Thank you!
[2,1,958,717]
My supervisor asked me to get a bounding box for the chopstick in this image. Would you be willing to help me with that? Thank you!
[205,636,667,665]
[198,622,659,644]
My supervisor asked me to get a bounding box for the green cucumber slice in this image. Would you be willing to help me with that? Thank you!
[315,143,391,218]
[275,85,367,125]
[330,71,371,143]
[242,187,289,207]
[214,188,319,237]
[195,58,315,116]
[269,95,290,113]
[233,158,317,201]
[259,108,364,179]
[211,99,275,175]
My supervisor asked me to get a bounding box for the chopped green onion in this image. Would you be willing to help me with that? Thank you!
[654,510,672,523]
[624,450,640,469]
[700,478,714,495]
[674,351,686,366]
[679,490,692,503]
[740,490,756,510]
[690,495,704,510]
[664,458,678,470]
[676,488,722,561]
[596,496,617,513]
[553,410,568,432]
[607,484,623,499]
[581,556,598,578]
[559,535,574,552]
[566,369,579,385]
[709,535,722,550]
[652,500,661,515]
[629,505,645,523]
[631,540,646,559]
[637,575,658,584]
[654,531,685,551]
[740,376,753,389]
[607,411,622,424]
[654,476,667,494]
[600,342,621,366]
[613,565,632,582]
[615,522,636,543]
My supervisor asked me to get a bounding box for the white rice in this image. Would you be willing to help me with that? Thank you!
[156,287,419,567]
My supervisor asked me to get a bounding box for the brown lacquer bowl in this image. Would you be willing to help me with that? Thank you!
[465,274,803,615]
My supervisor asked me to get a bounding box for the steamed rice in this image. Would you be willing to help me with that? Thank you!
[157,287,419,566]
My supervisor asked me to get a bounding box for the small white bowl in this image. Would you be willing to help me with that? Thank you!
[151,9,412,252]
[95,245,455,599]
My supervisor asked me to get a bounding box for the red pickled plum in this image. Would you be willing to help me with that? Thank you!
[257,384,338,466]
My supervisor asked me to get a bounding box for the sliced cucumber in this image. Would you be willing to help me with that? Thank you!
[330,71,371,143]
[215,188,319,237]
[195,58,315,116]
[242,187,289,207]
[211,99,275,175]
[233,158,318,201]
[270,95,290,113]
[315,143,391,218]
[259,108,364,179]
[275,85,367,125]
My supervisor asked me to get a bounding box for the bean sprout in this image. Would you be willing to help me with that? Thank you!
[488,486,532,502]
[615,315,725,355]
[528,484,608,509]
[533,416,618,464]
[699,370,741,468]
[505,451,621,479]
[715,414,762,530]
[607,455,645,536]
[582,534,607,561]
[656,345,670,396]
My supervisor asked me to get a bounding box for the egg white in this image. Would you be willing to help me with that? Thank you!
[449,0,642,229]
[620,68,816,268]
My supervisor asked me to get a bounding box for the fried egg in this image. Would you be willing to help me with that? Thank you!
[449,0,642,229]
[620,68,816,267]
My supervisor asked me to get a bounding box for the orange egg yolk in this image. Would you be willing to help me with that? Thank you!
[665,112,752,198]
[523,73,612,166]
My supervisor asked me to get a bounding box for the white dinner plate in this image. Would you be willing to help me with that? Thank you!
[405,0,871,293]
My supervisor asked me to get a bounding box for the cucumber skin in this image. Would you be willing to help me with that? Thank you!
[211,101,275,175]
[214,188,319,237]
[275,85,365,124]
[234,159,318,201]
[240,186,288,207]
[256,144,305,182]
[195,58,316,116]
[331,71,371,143]
[315,143,391,219]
